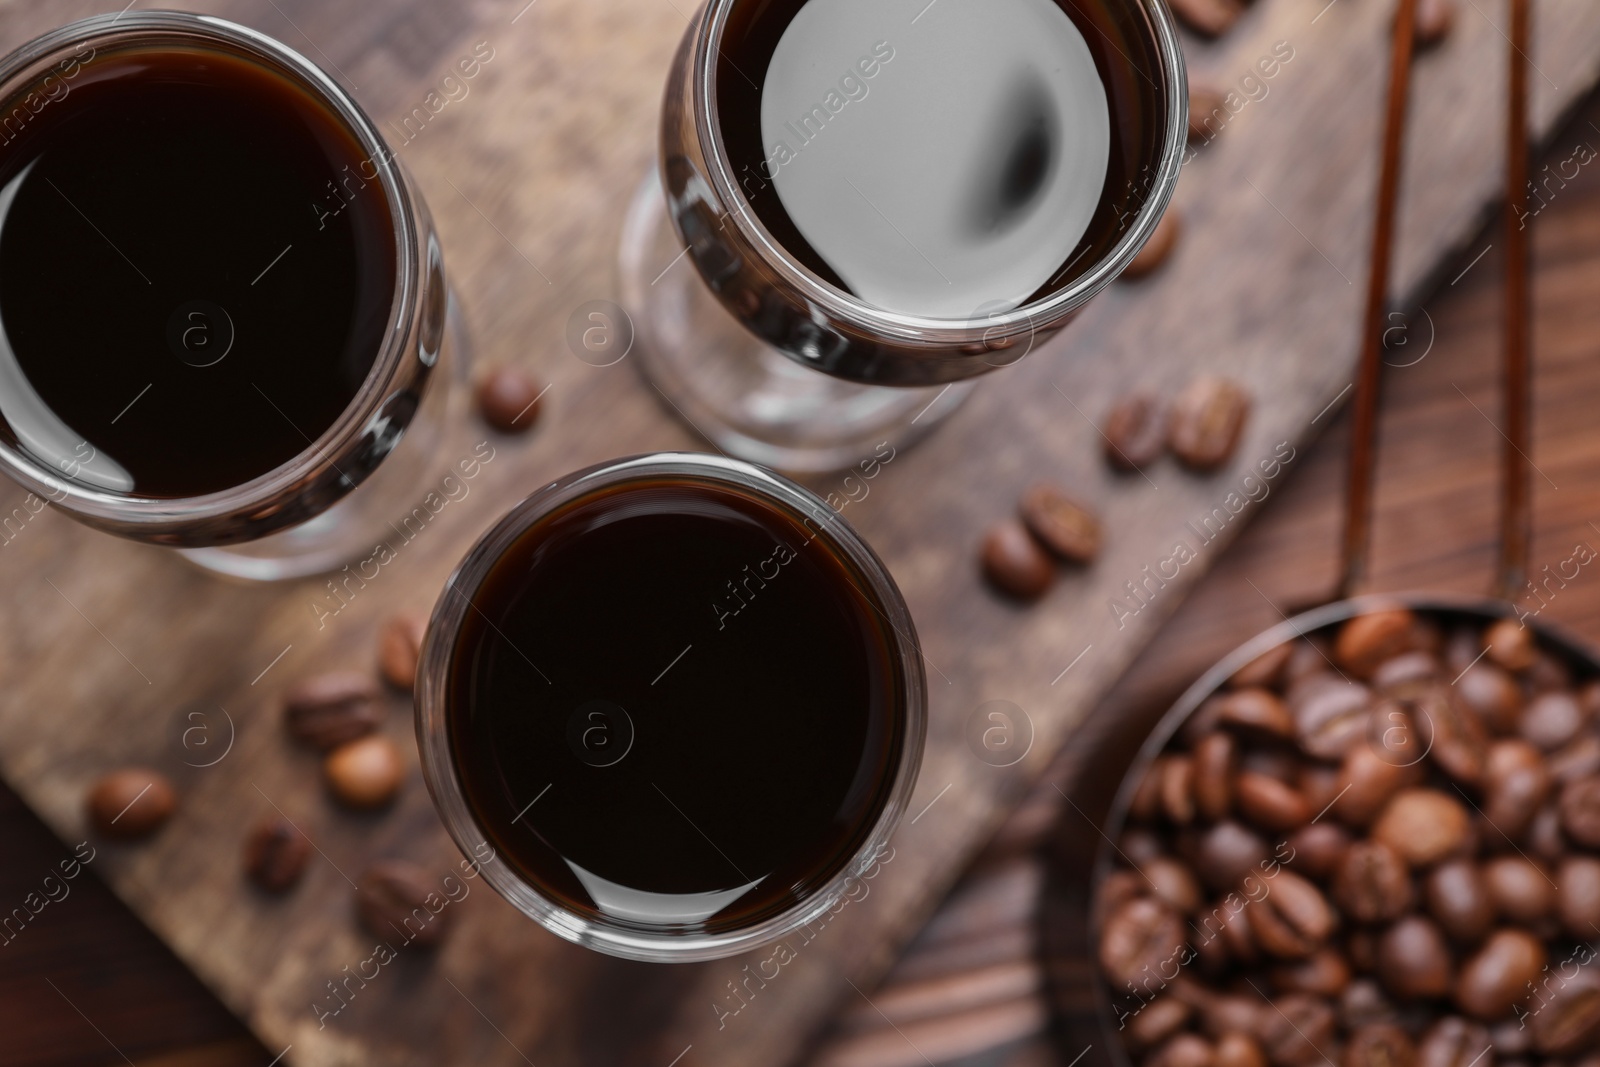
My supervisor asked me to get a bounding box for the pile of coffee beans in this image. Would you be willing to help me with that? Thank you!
[1097,606,1600,1067]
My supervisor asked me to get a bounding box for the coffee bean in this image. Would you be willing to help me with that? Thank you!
[1556,855,1600,938]
[1149,1034,1216,1067]
[1345,1024,1417,1067]
[1167,376,1251,472]
[1529,971,1600,1054]
[1257,994,1337,1067]
[1526,803,1566,861]
[1484,618,1536,672]
[1189,86,1228,146]
[1333,745,1419,827]
[1560,777,1600,848]
[1215,688,1297,741]
[243,815,311,893]
[1377,916,1453,1000]
[1236,773,1312,833]
[1124,829,1166,865]
[1456,929,1546,1019]
[378,612,428,691]
[1215,1033,1268,1067]
[283,671,384,750]
[1128,997,1192,1051]
[1240,749,1299,785]
[1018,484,1101,563]
[1286,640,1335,685]
[1334,840,1414,923]
[1482,856,1553,923]
[87,768,176,840]
[1217,900,1258,965]
[355,861,451,947]
[1287,823,1352,881]
[1104,391,1169,471]
[1194,732,1236,822]
[1247,870,1334,959]
[1194,821,1271,892]
[1133,760,1167,822]
[1486,739,1544,784]
[1418,685,1491,786]
[1232,643,1294,690]
[1372,789,1471,867]
[1489,1019,1531,1055]
[1124,208,1182,280]
[1413,0,1456,48]
[1100,869,1147,922]
[1522,692,1587,752]
[1164,755,1197,825]
[1101,897,1188,989]
[979,520,1054,602]
[1530,651,1574,694]
[1416,1017,1492,1067]
[1196,991,1266,1039]
[1551,735,1600,782]
[476,364,543,433]
[1425,860,1495,943]
[1342,978,1400,1029]
[1373,652,1441,692]
[1271,947,1352,998]
[1299,765,1345,819]
[1337,609,1420,679]
[324,735,404,810]
[1168,0,1243,38]
[1295,679,1375,761]
[1143,856,1203,915]
[1456,664,1523,735]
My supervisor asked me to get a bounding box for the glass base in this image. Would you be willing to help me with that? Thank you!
[178,292,472,582]
[618,170,972,474]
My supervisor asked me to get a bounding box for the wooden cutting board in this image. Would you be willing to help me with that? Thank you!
[2,1,1599,1065]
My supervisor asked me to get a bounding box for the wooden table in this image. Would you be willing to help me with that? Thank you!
[4,0,1600,1065]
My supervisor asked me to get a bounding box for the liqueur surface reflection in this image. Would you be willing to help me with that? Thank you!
[0,44,395,498]
[444,475,912,933]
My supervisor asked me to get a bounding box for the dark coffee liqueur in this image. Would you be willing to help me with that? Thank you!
[447,478,909,933]
[717,0,1166,318]
[0,45,395,498]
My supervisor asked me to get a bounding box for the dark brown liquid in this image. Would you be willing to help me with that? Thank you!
[0,44,395,498]
[446,476,910,934]
[715,0,1168,302]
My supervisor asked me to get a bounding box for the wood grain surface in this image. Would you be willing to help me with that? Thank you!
[2,1,1599,1066]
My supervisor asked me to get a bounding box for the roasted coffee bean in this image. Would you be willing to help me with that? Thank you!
[1299,765,1345,818]
[1271,947,1352,998]
[1099,869,1147,920]
[979,520,1055,601]
[1168,376,1251,471]
[1342,979,1401,1029]
[1188,86,1228,145]
[1164,756,1198,825]
[1378,916,1453,1000]
[283,671,384,750]
[1142,856,1203,915]
[1484,618,1537,672]
[1485,738,1543,784]
[1216,900,1258,965]
[243,815,311,893]
[1215,688,1297,741]
[87,768,176,840]
[1287,639,1334,685]
[1414,684,1490,785]
[1296,679,1375,760]
[1425,860,1495,944]
[1556,855,1600,938]
[1287,823,1352,880]
[1412,0,1456,48]
[1334,840,1414,923]
[1232,642,1294,690]
[1373,652,1441,692]
[1168,0,1243,38]
[1489,1020,1531,1056]
[1128,997,1192,1050]
[1124,209,1183,280]
[1456,929,1546,1019]
[1529,651,1573,694]
[1194,732,1236,822]
[1194,821,1271,892]
[476,364,543,433]
[1123,829,1166,865]
[1236,773,1311,833]
[1104,391,1169,472]
[1523,692,1587,752]
[1337,609,1419,679]
[355,861,451,947]
[324,735,404,810]
[1197,992,1265,1039]
[1551,735,1600,782]
[1373,789,1471,867]
[1345,1024,1417,1067]
[1133,760,1167,822]
[1334,745,1419,827]
[1529,972,1600,1054]
[1560,777,1600,848]
[1215,1033,1268,1067]
[378,612,428,691]
[1257,994,1337,1067]
[1149,1034,1216,1067]
[1456,664,1523,735]
[1101,897,1188,989]
[1525,804,1566,862]
[1247,870,1334,959]
[1482,856,1553,924]
[1018,484,1102,563]
[1416,1017,1492,1067]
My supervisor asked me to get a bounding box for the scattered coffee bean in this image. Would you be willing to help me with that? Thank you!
[1189,86,1228,146]
[1124,208,1183,280]
[1248,870,1335,959]
[1018,484,1101,563]
[1413,0,1456,49]
[1334,839,1414,923]
[1168,377,1251,471]
[1371,789,1470,867]
[1287,823,1352,880]
[1377,916,1453,1000]
[243,815,311,893]
[1236,772,1311,833]
[476,364,543,434]
[87,768,176,840]
[1193,821,1270,892]
[355,861,451,947]
[1424,860,1495,943]
[1482,855,1553,923]
[980,520,1054,602]
[1168,0,1244,38]
[324,735,404,809]
[1332,744,1417,827]
[378,612,428,691]
[1456,929,1546,1019]
[1104,390,1169,471]
[284,671,384,750]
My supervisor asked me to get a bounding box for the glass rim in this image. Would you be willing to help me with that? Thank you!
[413,451,929,963]
[690,0,1189,342]
[0,11,419,529]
